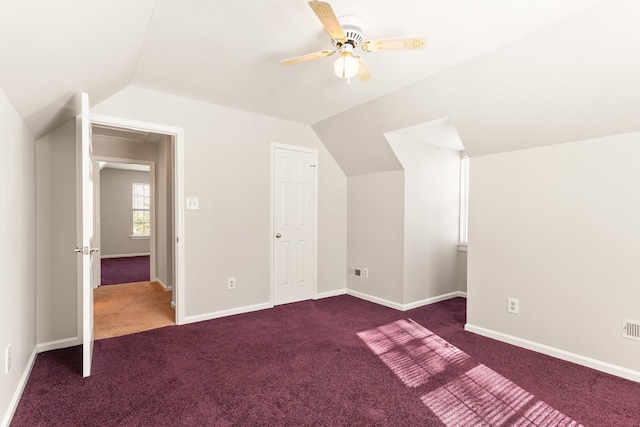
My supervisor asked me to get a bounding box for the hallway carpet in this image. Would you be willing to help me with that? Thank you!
[100,255,150,285]
[94,281,174,340]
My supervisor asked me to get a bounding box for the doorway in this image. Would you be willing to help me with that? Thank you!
[94,160,153,287]
[91,134,171,337]
[91,155,173,338]
[89,114,185,327]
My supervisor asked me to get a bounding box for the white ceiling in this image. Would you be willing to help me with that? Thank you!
[93,125,164,144]
[0,0,611,139]
[385,117,465,152]
[99,162,150,173]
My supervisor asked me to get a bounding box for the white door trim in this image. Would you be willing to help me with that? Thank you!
[93,156,156,282]
[90,113,186,325]
[270,142,318,305]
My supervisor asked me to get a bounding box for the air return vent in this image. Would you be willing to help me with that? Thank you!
[622,319,640,341]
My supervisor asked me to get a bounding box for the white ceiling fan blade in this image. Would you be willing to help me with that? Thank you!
[308,0,346,43]
[280,50,335,66]
[361,37,428,52]
[355,55,372,81]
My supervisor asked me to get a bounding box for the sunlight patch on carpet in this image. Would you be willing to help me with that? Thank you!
[357,319,469,387]
[358,319,583,427]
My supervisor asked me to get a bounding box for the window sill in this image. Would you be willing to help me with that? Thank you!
[457,244,468,252]
[130,235,150,240]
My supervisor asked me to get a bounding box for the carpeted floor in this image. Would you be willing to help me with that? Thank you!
[11,296,640,426]
[100,255,150,285]
[94,281,174,340]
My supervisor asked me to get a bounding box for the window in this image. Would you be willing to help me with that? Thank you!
[132,183,150,237]
[459,156,469,245]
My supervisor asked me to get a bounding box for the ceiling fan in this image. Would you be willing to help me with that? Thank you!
[280,0,427,82]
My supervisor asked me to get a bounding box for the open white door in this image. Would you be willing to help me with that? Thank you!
[75,92,96,377]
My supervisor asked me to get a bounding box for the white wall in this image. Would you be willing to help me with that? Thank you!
[99,168,150,256]
[155,137,173,288]
[390,141,461,304]
[467,131,640,378]
[93,134,158,162]
[0,88,36,426]
[347,171,405,305]
[93,87,347,319]
[347,141,462,309]
[457,250,467,293]
[35,120,78,346]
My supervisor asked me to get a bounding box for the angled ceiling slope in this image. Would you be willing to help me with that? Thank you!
[1,0,610,141]
[0,0,156,139]
[315,0,640,176]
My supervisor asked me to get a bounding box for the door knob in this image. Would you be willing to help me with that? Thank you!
[275,233,282,239]
[74,247,99,254]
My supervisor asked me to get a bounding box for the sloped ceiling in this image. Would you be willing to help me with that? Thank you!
[0,0,156,138]
[314,0,640,176]
[0,0,611,143]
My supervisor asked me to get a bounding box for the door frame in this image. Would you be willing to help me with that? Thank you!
[269,142,319,305]
[93,156,156,286]
[89,113,186,325]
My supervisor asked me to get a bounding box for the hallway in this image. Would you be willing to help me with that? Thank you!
[94,281,175,339]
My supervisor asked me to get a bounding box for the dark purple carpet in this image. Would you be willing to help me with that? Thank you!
[11,296,640,426]
[100,255,150,285]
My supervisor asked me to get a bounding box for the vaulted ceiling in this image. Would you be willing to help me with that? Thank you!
[1,0,615,139]
[314,0,640,175]
[2,1,638,177]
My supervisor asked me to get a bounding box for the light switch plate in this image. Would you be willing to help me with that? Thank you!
[186,197,200,210]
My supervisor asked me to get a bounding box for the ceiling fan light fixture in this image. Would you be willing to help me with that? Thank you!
[334,44,359,78]
[334,53,359,78]
[280,1,427,82]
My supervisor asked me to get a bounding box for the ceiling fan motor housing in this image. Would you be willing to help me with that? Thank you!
[331,15,365,48]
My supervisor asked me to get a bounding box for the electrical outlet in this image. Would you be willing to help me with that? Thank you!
[362,267,369,278]
[507,297,519,315]
[5,344,10,374]
[227,277,236,290]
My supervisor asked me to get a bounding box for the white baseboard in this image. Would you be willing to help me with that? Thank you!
[100,253,150,259]
[154,278,172,291]
[183,302,273,325]
[171,300,176,310]
[314,289,347,299]
[465,323,640,383]
[37,337,81,353]
[347,289,466,311]
[346,289,405,310]
[403,291,467,310]
[2,347,37,427]
[178,289,462,324]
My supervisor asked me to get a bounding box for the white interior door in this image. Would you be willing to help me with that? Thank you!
[76,92,96,377]
[273,146,317,305]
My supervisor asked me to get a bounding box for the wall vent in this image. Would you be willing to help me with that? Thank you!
[622,319,640,341]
